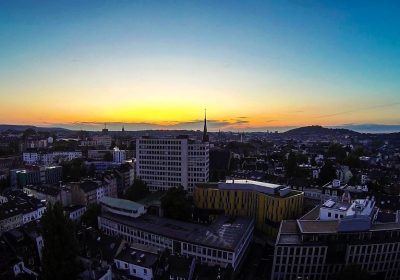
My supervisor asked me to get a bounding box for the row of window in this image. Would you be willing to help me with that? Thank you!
[138,161,182,166]
[138,144,181,150]
[139,151,182,155]
[100,218,236,269]
[139,166,181,171]
[139,156,182,160]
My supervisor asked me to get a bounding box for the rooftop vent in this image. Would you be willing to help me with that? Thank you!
[323,200,335,208]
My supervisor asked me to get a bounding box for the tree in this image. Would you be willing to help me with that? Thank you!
[310,156,317,166]
[125,179,150,201]
[0,176,10,192]
[61,158,88,182]
[285,152,297,178]
[103,151,113,161]
[41,202,80,280]
[319,162,336,185]
[331,264,372,280]
[327,143,347,162]
[81,203,101,228]
[161,186,192,221]
[87,163,96,177]
[22,128,36,139]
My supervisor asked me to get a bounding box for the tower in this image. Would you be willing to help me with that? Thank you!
[202,109,209,142]
[102,122,109,134]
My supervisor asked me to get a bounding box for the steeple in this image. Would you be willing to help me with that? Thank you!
[202,109,209,142]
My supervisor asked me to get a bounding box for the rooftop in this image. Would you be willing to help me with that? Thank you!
[277,200,400,246]
[0,193,45,220]
[101,213,253,251]
[24,184,61,196]
[99,196,144,212]
[115,244,159,269]
[79,180,100,192]
[297,220,339,234]
[199,179,301,198]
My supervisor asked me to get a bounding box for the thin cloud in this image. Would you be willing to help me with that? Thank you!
[316,102,400,118]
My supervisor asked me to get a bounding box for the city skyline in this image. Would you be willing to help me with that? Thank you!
[1,1,400,131]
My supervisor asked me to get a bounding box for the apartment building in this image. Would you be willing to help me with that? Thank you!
[0,193,46,234]
[114,243,159,280]
[68,176,117,205]
[23,184,71,206]
[23,151,82,165]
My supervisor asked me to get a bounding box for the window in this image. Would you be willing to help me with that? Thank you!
[328,212,331,217]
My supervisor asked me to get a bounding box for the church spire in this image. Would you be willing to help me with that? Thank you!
[202,109,209,142]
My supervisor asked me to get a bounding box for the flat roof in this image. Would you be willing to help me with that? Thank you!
[99,197,144,212]
[220,180,295,196]
[299,206,320,220]
[297,220,339,234]
[101,213,253,251]
[224,179,282,189]
[24,184,61,196]
[280,220,300,234]
[321,200,350,212]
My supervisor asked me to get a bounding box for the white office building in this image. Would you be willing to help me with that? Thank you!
[136,137,209,193]
[135,114,210,194]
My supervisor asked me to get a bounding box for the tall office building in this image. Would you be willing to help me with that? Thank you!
[136,114,209,193]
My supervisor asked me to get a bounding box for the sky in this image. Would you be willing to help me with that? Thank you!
[0,0,399,131]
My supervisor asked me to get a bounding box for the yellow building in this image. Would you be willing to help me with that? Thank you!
[194,180,304,237]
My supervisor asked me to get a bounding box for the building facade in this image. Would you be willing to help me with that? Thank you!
[271,198,400,280]
[98,198,253,271]
[68,177,117,206]
[23,151,82,165]
[23,184,71,206]
[10,165,62,189]
[0,193,46,234]
[112,147,127,163]
[136,137,209,193]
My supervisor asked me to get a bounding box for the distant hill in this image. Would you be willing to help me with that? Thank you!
[283,125,360,137]
[0,124,70,133]
[334,124,400,134]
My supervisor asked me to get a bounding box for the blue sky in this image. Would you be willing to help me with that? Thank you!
[0,0,399,131]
